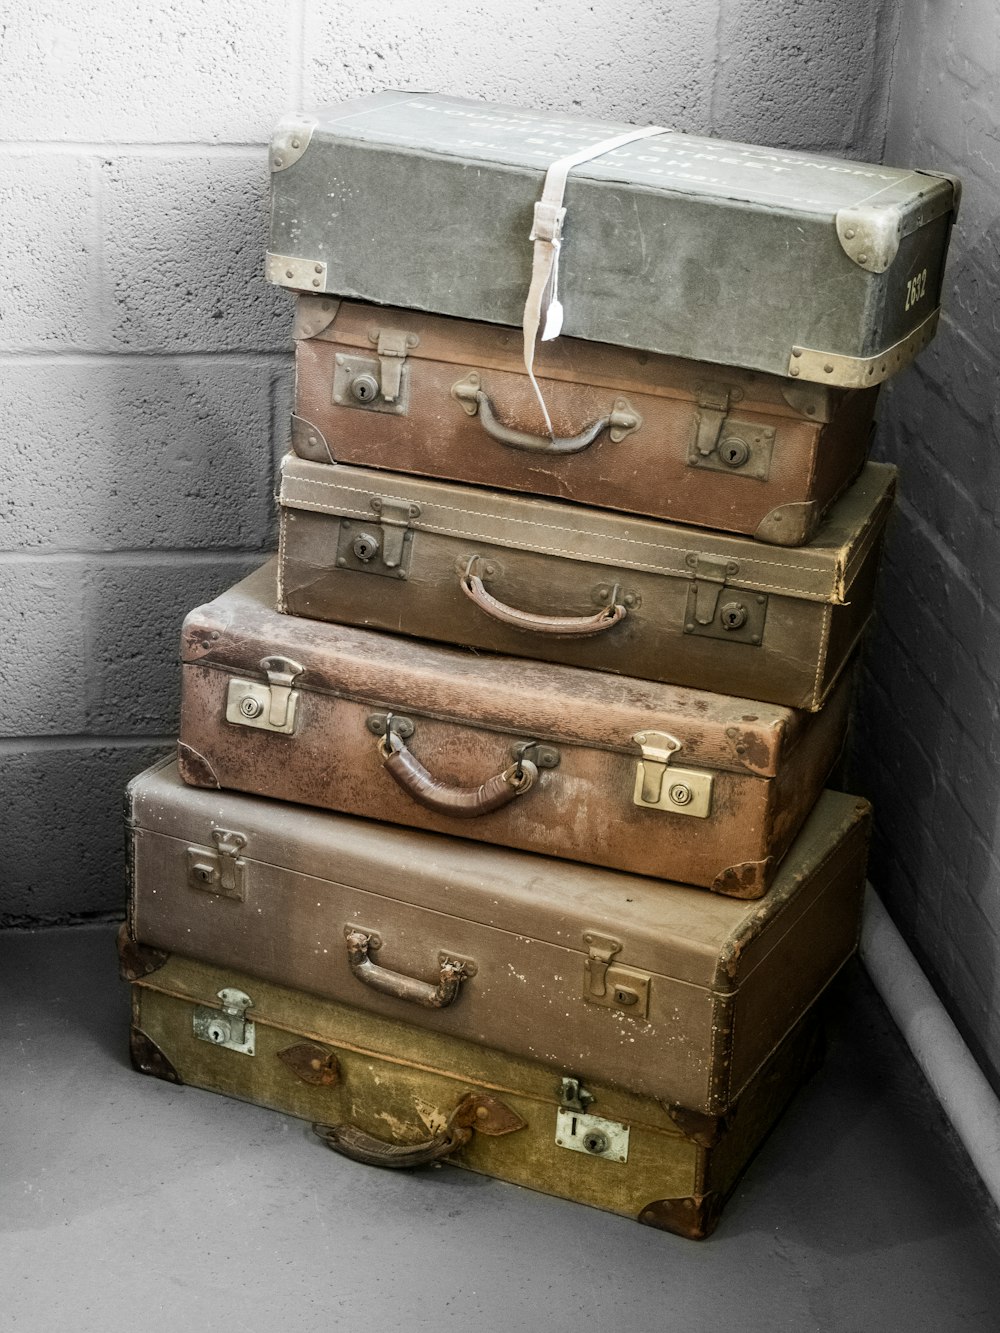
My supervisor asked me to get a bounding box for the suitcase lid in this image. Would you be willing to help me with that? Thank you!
[279,456,896,605]
[296,297,862,426]
[182,561,830,779]
[128,759,870,995]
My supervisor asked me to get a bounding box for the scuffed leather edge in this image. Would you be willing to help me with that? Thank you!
[129,1027,182,1085]
[638,1192,724,1241]
[711,857,773,900]
[662,1104,731,1150]
[754,500,819,547]
[116,924,169,982]
[177,742,221,790]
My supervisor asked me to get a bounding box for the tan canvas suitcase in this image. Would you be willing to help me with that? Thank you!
[180,563,852,896]
[277,455,895,710]
[122,943,824,1240]
[291,297,878,547]
[127,756,870,1112]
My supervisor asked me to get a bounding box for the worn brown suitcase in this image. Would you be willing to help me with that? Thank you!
[291,297,879,547]
[278,455,895,711]
[127,756,870,1113]
[122,942,824,1240]
[179,563,852,896]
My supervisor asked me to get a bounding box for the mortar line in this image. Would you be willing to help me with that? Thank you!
[0,735,176,753]
[0,550,273,564]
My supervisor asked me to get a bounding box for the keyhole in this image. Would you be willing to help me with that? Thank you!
[720,602,748,631]
[350,373,380,403]
[720,437,750,468]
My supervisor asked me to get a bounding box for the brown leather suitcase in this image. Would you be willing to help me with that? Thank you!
[122,942,825,1240]
[291,297,879,547]
[277,455,895,711]
[179,562,853,897]
[126,756,870,1113]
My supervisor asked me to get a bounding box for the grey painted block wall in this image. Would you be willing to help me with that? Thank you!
[848,0,1000,1092]
[1,0,898,925]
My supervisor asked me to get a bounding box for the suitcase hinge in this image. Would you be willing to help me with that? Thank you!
[225,656,305,734]
[630,730,714,818]
[582,933,651,1017]
[187,828,248,899]
[683,553,768,646]
[367,326,420,403]
[192,988,255,1055]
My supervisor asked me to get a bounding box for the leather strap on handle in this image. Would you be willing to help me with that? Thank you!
[461,559,627,638]
[345,929,469,1009]
[379,725,538,818]
[314,1092,526,1170]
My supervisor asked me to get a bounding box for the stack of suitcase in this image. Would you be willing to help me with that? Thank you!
[120,93,958,1239]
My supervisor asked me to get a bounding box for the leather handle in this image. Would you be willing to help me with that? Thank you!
[378,726,538,818]
[345,929,469,1009]
[461,559,627,638]
[472,388,610,454]
[314,1092,526,1170]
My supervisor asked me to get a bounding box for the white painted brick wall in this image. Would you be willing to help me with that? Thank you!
[849,0,1000,1089]
[1,0,896,924]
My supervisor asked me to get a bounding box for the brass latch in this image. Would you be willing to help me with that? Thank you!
[582,932,650,1018]
[367,326,419,403]
[193,988,255,1055]
[682,553,767,645]
[187,828,248,899]
[335,497,420,578]
[225,656,305,734]
[631,731,714,819]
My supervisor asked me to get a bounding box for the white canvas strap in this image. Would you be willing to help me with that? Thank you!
[522,124,669,434]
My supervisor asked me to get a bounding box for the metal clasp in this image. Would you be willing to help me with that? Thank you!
[192,988,255,1055]
[367,326,419,403]
[631,731,713,819]
[336,499,420,578]
[682,553,767,645]
[226,656,305,735]
[582,931,652,1017]
[187,828,248,900]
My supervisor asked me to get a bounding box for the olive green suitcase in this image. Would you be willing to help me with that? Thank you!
[122,942,825,1240]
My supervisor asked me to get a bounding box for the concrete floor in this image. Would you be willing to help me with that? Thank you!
[2,924,999,1332]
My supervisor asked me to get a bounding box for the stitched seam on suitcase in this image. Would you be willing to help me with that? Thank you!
[812,603,833,706]
[281,483,843,595]
[277,513,288,607]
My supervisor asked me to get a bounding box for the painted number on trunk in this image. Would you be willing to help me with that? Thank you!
[905,269,928,311]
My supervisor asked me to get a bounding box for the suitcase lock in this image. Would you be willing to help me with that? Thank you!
[688,385,775,479]
[187,828,247,900]
[583,932,650,1018]
[682,553,768,646]
[226,656,305,735]
[555,1079,630,1164]
[332,327,419,415]
[193,988,255,1055]
[631,731,714,818]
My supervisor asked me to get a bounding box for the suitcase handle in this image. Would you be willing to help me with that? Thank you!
[345,929,471,1008]
[461,557,627,637]
[452,376,641,454]
[313,1092,525,1169]
[378,718,539,817]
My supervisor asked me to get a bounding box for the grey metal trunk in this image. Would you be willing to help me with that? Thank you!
[268,92,958,386]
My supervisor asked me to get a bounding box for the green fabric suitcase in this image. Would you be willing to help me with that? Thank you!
[122,943,825,1241]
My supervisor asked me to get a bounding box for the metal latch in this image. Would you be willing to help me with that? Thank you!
[193,988,255,1055]
[559,1077,595,1112]
[226,656,305,734]
[332,326,418,417]
[555,1092,629,1163]
[187,828,248,899]
[582,932,651,1017]
[688,385,775,478]
[630,731,713,819]
[682,553,767,645]
[335,497,420,579]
